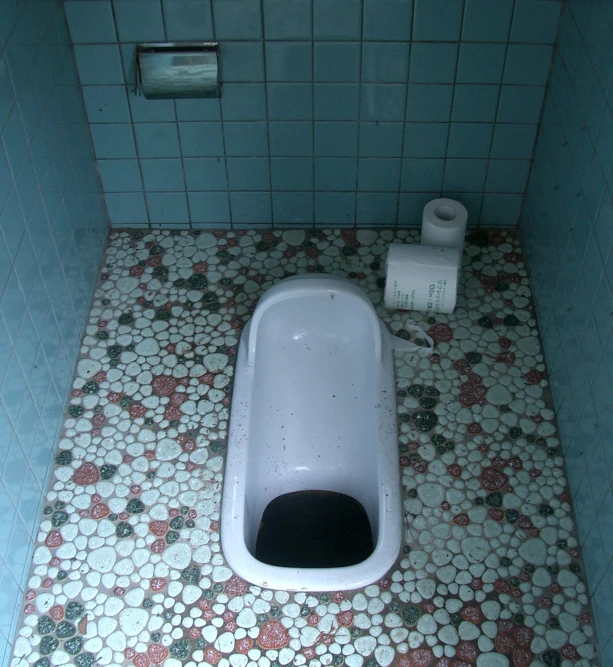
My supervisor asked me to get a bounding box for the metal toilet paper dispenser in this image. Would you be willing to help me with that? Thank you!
[136,42,219,99]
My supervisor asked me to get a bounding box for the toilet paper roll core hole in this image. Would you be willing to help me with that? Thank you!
[434,205,457,222]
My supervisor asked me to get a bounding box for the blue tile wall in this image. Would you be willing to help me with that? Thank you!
[65,0,561,229]
[521,0,613,658]
[0,1,108,662]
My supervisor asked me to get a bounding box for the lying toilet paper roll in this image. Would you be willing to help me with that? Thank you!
[384,244,460,314]
[421,198,467,253]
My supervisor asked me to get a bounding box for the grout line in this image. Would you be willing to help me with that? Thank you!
[352,0,365,228]
[259,0,274,228]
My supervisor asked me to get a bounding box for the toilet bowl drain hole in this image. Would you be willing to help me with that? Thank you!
[255,490,374,568]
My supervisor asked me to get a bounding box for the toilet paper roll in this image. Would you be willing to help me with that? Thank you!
[384,244,460,314]
[421,198,468,253]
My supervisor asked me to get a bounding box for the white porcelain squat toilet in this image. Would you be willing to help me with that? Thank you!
[221,273,432,591]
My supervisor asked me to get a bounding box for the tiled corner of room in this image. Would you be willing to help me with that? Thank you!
[64,0,560,229]
[521,0,613,661]
[0,0,109,663]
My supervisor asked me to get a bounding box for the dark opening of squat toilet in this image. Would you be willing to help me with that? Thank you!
[255,490,374,568]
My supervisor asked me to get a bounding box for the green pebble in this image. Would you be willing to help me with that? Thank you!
[116,522,134,538]
[412,410,438,432]
[181,565,201,584]
[486,492,502,508]
[52,511,68,527]
[64,637,83,655]
[166,530,179,544]
[65,602,84,621]
[170,516,184,530]
[126,498,145,514]
[39,637,59,655]
[402,605,420,626]
[37,616,55,635]
[170,640,191,660]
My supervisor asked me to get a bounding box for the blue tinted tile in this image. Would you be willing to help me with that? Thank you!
[481,193,523,226]
[146,192,188,224]
[129,94,176,122]
[363,0,412,41]
[178,122,224,156]
[314,84,359,121]
[212,0,262,39]
[413,0,462,41]
[140,159,185,191]
[398,192,439,226]
[361,84,407,122]
[594,191,613,262]
[400,158,444,192]
[315,43,360,82]
[510,0,561,44]
[221,42,265,82]
[461,0,513,41]
[313,0,362,40]
[486,160,531,193]
[98,160,142,192]
[73,45,124,84]
[90,124,136,159]
[265,42,312,82]
[447,123,493,158]
[269,122,312,156]
[271,157,313,190]
[13,237,36,300]
[82,86,130,124]
[409,43,457,84]
[357,192,398,225]
[443,158,488,192]
[491,124,537,160]
[314,122,358,156]
[403,123,448,158]
[456,43,506,85]
[358,158,401,192]
[264,0,312,39]
[268,83,313,120]
[188,192,231,225]
[363,42,409,83]
[229,192,272,224]
[64,0,117,43]
[134,123,180,159]
[0,272,25,344]
[504,45,553,86]
[359,123,403,158]
[104,192,148,225]
[162,0,214,40]
[406,84,453,123]
[582,155,607,220]
[227,157,270,190]
[224,122,269,157]
[496,85,545,124]
[272,192,313,225]
[452,84,499,123]
[113,0,165,41]
[1,191,25,261]
[176,98,221,121]
[314,158,357,191]
[314,192,356,226]
[220,83,267,121]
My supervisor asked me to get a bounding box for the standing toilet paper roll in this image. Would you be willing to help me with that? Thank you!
[384,244,460,314]
[421,198,468,253]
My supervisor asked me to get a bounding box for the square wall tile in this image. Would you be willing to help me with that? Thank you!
[356,192,398,225]
[134,123,181,158]
[230,191,272,224]
[188,191,231,224]
[496,85,545,124]
[409,43,457,84]
[315,192,356,226]
[82,86,130,124]
[224,122,269,157]
[140,159,185,191]
[64,1,117,43]
[212,0,263,40]
[73,45,124,84]
[358,158,401,191]
[314,157,357,191]
[315,43,360,82]
[447,123,493,159]
[105,192,147,224]
[491,124,537,160]
[90,124,136,159]
[412,0,463,41]
[271,157,313,190]
[362,42,410,83]
[403,123,448,158]
[221,42,265,82]
[269,122,313,156]
[362,0,412,41]
[443,158,488,192]
[456,43,507,85]
[313,0,362,40]
[504,45,554,86]
[265,42,312,82]
[146,192,189,224]
[264,0,312,39]
[184,157,228,191]
[400,158,444,192]
[314,84,359,121]
[129,94,176,123]
[112,0,165,42]
[361,84,407,122]
[162,0,214,40]
[220,84,267,121]
[178,122,224,156]
[272,191,314,225]
[406,85,453,123]
[226,157,270,190]
[267,83,313,120]
[510,0,561,44]
[461,0,514,42]
[359,123,403,158]
[314,122,358,157]
[452,85,499,123]
[97,160,142,192]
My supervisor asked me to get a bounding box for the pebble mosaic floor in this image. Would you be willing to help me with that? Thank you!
[10,228,600,667]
